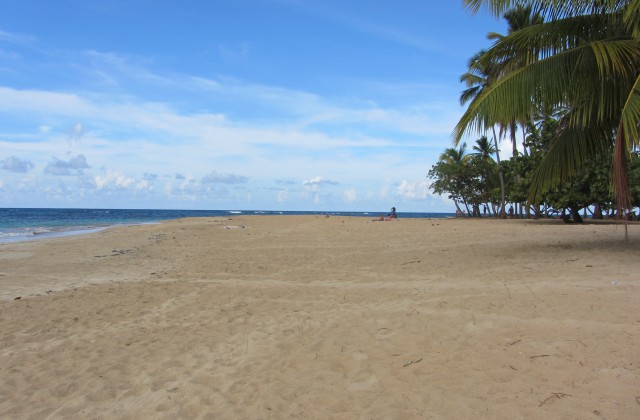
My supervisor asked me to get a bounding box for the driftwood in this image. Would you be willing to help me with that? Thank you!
[402,358,423,368]
[538,392,572,407]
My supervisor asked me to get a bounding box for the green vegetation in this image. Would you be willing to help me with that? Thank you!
[430,0,640,224]
[429,130,640,220]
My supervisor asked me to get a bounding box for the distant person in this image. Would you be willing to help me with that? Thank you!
[375,207,397,221]
[508,205,514,218]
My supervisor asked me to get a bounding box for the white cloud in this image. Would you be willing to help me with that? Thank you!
[302,176,340,193]
[0,87,93,116]
[1,156,34,173]
[94,170,139,190]
[0,62,457,211]
[303,176,339,187]
[44,154,89,176]
[202,171,249,184]
[397,179,431,200]
[135,179,150,191]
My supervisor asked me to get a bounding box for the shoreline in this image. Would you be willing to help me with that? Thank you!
[0,209,454,245]
[1,212,635,245]
[1,216,639,418]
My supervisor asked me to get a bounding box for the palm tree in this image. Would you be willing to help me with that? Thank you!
[472,136,499,215]
[473,135,497,159]
[440,142,469,164]
[488,5,544,158]
[439,143,474,214]
[455,0,640,235]
[460,51,508,217]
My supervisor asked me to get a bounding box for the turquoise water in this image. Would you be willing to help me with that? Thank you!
[0,208,453,243]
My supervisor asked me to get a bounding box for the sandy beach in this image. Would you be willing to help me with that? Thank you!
[1,215,639,418]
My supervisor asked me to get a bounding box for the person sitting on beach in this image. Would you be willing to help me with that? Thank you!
[374,207,397,221]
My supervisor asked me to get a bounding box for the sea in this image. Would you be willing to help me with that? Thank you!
[0,208,454,243]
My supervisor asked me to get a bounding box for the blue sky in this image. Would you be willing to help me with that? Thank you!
[0,0,506,212]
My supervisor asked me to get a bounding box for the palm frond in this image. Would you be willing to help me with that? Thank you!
[528,123,613,201]
[459,72,485,87]
[463,0,630,20]
[624,0,640,37]
[480,12,628,63]
[453,45,586,143]
[460,86,482,105]
[589,40,640,80]
[455,33,640,142]
[569,40,640,126]
[619,74,640,149]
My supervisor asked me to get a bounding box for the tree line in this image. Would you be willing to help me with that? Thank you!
[429,1,640,225]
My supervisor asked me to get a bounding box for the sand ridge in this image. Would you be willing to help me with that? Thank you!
[1,216,639,418]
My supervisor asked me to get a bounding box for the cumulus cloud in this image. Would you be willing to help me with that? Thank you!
[396,180,431,200]
[202,171,248,184]
[303,176,338,187]
[1,156,34,173]
[94,171,134,189]
[135,179,151,191]
[94,170,151,191]
[302,176,339,193]
[45,154,90,176]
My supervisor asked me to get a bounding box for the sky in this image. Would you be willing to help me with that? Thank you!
[0,0,507,212]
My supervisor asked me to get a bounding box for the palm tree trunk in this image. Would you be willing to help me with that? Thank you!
[613,125,631,241]
[491,126,507,218]
[453,200,462,214]
[510,120,518,158]
[521,124,529,157]
[570,207,583,224]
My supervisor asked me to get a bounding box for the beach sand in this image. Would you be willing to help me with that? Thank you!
[1,216,639,418]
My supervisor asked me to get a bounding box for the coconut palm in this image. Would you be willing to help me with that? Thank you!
[488,5,544,158]
[460,51,508,217]
[440,143,470,165]
[472,135,497,160]
[436,143,474,213]
[472,136,500,214]
[455,0,640,229]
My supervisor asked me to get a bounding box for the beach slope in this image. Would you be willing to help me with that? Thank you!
[1,216,639,418]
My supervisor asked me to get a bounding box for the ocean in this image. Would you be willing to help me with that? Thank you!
[0,208,454,243]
